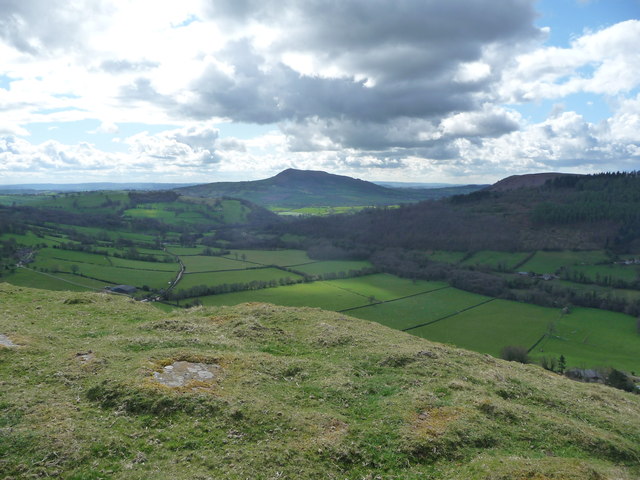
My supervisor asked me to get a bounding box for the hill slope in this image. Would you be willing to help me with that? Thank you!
[487,172,580,192]
[1,284,639,479]
[176,168,483,207]
[277,171,640,251]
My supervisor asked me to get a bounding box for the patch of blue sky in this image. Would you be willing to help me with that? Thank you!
[0,74,16,89]
[214,122,277,139]
[23,120,127,152]
[33,107,86,115]
[536,0,640,47]
[52,93,81,99]
[172,15,199,28]
[508,92,612,124]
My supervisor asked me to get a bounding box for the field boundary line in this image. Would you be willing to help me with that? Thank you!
[49,256,111,267]
[221,256,266,267]
[402,298,496,332]
[182,266,273,275]
[16,265,113,291]
[513,251,536,271]
[322,281,372,300]
[527,333,548,353]
[338,285,452,313]
[48,256,179,273]
[286,261,320,267]
[219,255,315,269]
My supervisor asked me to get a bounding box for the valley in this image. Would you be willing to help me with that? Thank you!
[2,169,640,479]
[2,170,640,378]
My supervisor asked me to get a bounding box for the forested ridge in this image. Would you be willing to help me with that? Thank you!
[274,172,640,252]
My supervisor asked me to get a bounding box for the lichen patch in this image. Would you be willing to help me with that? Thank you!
[0,334,17,348]
[153,361,221,388]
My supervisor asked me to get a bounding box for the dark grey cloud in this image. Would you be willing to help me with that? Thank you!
[175,0,542,157]
[119,77,177,109]
[176,40,488,126]
[207,0,540,82]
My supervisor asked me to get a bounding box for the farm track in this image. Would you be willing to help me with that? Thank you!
[164,250,186,293]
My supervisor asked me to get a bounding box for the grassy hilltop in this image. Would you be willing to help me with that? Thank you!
[1,284,639,479]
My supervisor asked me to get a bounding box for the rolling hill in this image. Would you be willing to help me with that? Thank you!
[176,168,484,208]
[277,171,640,252]
[486,172,580,192]
[1,284,639,479]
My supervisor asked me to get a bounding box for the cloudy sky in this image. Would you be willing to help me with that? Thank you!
[0,0,639,185]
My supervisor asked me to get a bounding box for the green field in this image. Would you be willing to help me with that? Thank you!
[180,255,247,273]
[327,274,447,301]
[124,207,183,221]
[292,260,372,276]
[554,279,640,302]
[7,268,111,291]
[1,232,55,247]
[177,268,303,291]
[223,249,312,266]
[0,194,54,206]
[531,307,640,372]
[193,274,446,310]
[218,199,250,223]
[36,247,112,266]
[29,248,179,277]
[108,256,179,271]
[461,250,532,270]
[271,205,370,216]
[164,245,208,256]
[568,264,640,284]
[67,225,158,245]
[520,250,610,274]
[347,287,489,331]
[20,257,176,289]
[411,299,560,357]
[197,281,368,310]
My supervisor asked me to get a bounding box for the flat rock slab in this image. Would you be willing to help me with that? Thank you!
[0,334,17,348]
[153,361,220,387]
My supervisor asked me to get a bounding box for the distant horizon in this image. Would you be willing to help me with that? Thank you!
[1,0,638,184]
[5,166,637,189]
[1,166,600,189]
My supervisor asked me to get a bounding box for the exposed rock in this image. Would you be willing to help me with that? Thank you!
[153,361,221,387]
[0,334,17,348]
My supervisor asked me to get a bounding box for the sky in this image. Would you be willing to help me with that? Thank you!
[0,0,639,185]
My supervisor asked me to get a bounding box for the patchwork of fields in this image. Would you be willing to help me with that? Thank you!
[186,271,640,372]
[2,231,639,373]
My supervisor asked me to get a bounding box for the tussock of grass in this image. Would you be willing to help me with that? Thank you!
[1,283,639,479]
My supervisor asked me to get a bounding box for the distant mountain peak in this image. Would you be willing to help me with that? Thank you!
[176,169,483,207]
[272,168,353,181]
[274,168,322,177]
